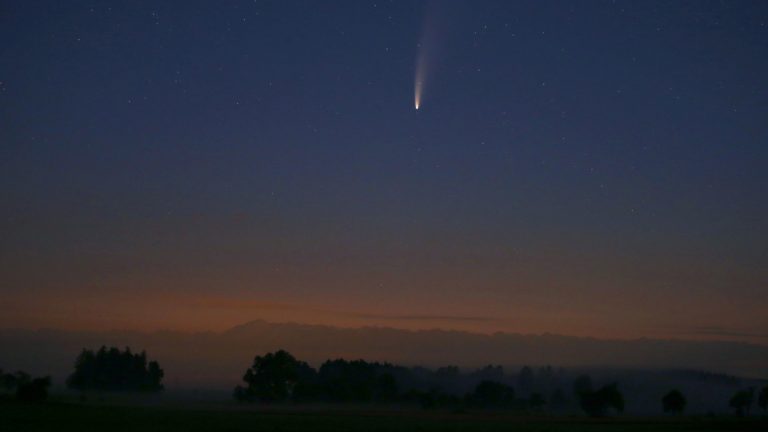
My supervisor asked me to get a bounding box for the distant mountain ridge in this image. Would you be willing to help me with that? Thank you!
[1,319,766,390]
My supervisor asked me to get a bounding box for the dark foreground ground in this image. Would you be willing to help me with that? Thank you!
[2,402,767,432]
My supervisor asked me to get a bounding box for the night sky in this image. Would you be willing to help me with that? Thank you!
[2,1,767,342]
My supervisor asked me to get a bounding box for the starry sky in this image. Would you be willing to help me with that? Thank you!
[1,0,767,343]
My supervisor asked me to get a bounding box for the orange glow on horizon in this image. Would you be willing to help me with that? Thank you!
[2,289,766,346]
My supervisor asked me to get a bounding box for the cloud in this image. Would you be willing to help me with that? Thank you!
[182,295,498,323]
[681,326,768,339]
[656,325,768,340]
[350,313,497,322]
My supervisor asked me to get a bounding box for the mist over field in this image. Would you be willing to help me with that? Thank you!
[2,320,765,414]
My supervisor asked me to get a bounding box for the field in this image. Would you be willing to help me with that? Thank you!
[2,402,767,432]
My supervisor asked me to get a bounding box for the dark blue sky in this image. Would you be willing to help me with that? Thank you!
[1,1,767,340]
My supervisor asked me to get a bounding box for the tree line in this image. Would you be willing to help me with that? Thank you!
[1,346,163,403]
[2,346,767,417]
[231,349,768,417]
[228,350,631,416]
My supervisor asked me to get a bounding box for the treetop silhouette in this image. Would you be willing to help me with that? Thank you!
[66,346,164,392]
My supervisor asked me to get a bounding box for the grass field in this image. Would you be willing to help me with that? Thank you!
[2,402,767,432]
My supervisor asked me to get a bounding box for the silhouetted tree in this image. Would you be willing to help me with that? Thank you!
[729,388,754,417]
[16,377,51,403]
[235,350,316,403]
[662,389,686,414]
[601,385,625,413]
[575,378,624,417]
[1,370,30,392]
[317,359,402,403]
[0,370,50,403]
[758,385,768,413]
[66,346,164,392]
[319,359,374,402]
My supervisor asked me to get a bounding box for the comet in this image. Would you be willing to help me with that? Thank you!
[413,39,427,110]
[414,43,426,110]
[414,4,437,111]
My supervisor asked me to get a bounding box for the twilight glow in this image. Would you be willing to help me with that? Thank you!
[1,0,767,346]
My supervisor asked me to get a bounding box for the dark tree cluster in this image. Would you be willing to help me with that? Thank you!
[234,351,404,403]
[759,385,768,413]
[662,389,687,414]
[572,375,624,417]
[66,346,164,392]
[0,369,51,403]
[234,351,581,413]
[315,359,401,403]
[729,387,755,417]
[233,350,314,402]
[657,384,768,418]
[401,364,562,411]
[7,348,764,418]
